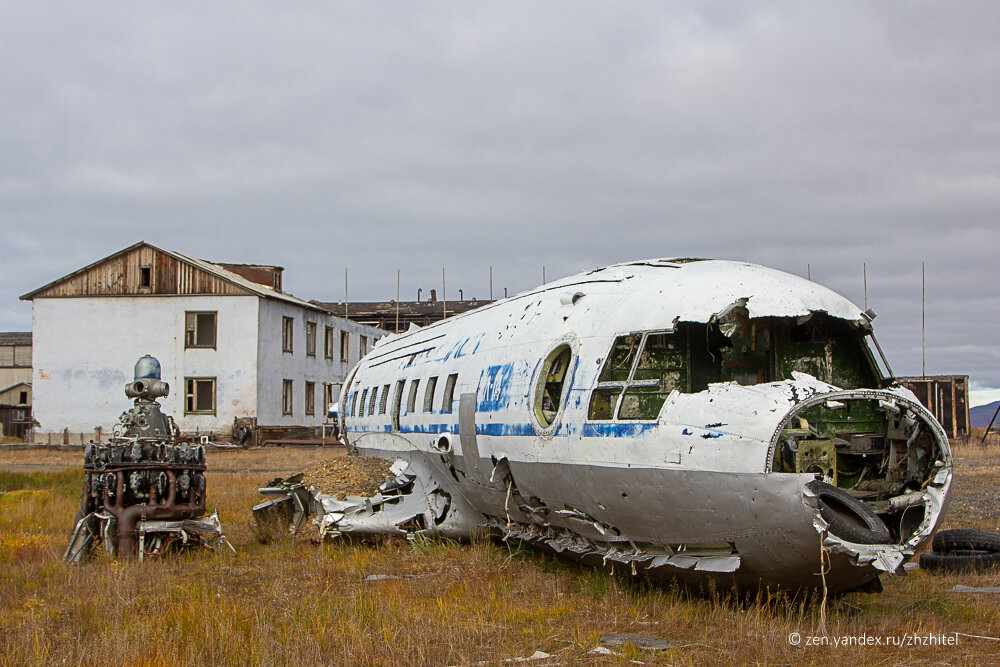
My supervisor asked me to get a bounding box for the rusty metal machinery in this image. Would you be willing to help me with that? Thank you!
[65,355,230,563]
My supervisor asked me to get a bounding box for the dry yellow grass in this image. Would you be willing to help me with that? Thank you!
[2,447,999,666]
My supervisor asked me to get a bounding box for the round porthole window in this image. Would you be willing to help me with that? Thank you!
[533,343,574,430]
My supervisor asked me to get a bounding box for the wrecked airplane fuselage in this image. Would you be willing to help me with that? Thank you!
[333,259,952,593]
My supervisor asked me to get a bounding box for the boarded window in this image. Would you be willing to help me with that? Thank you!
[185,312,217,349]
[589,332,683,421]
[324,383,334,412]
[305,381,315,415]
[282,379,293,415]
[325,326,335,359]
[423,376,438,412]
[441,374,458,413]
[282,317,294,353]
[185,377,216,414]
[13,346,30,368]
[306,322,317,357]
[406,379,420,414]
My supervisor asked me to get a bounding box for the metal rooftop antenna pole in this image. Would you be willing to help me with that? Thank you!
[922,262,926,378]
[863,262,868,311]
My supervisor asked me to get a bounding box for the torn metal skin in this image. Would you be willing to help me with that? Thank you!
[286,259,953,594]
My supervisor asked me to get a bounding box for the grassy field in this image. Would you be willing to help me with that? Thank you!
[1,443,999,666]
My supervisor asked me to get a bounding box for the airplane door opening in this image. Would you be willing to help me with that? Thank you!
[534,344,574,430]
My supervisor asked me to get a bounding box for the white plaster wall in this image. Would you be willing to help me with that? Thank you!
[31,296,260,437]
[256,300,385,426]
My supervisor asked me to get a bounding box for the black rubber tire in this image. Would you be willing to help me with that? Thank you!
[807,481,891,545]
[920,550,1000,572]
[932,529,1000,554]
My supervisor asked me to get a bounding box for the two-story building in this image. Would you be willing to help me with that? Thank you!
[21,242,385,444]
[0,332,32,439]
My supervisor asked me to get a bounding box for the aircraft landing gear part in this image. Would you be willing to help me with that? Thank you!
[808,480,891,545]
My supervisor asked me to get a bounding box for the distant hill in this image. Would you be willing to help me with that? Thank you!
[971,401,1000,429]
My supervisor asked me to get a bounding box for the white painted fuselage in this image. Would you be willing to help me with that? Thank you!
[340,259,952,592]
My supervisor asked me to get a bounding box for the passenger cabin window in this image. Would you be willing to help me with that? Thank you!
[378,384,390,414]
[368,387,378,416]
[359,388,369,416]
[423,376,438,412]
[349,390,358,417]
[442,374,458,413]
[406,379,420,414]
[391,380,405,430]
[534,345,572,427]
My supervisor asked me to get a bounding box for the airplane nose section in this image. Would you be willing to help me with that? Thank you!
[770,388,952,569]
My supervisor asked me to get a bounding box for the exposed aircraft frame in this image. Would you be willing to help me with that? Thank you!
[304,259,952,593]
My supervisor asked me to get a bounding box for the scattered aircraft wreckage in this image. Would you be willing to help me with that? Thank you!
[65,356,231,563]
[258,259,953,593]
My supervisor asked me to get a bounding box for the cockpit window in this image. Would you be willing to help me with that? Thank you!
[589,332,683,421]
[588,313,881,422]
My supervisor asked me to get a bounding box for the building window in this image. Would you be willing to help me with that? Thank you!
[323,383,335,413]
[282,317,294,353]
[340,331,349,362]
[305,381,315,416]
[325,327,335,359]
[185,377,216,415]
[406,379,420,414]
[306,321,317,357]
[442,373,458,413]
[423,376,438,412]
[360,335,368,357]
[185,312,217,349]
[139,266,152,288]
[18,390,28,404]
[282,379,293,415]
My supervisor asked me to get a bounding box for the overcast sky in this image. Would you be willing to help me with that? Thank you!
[2,2,998,405]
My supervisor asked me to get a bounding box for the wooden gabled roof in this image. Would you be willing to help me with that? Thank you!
[20,241,325,311]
